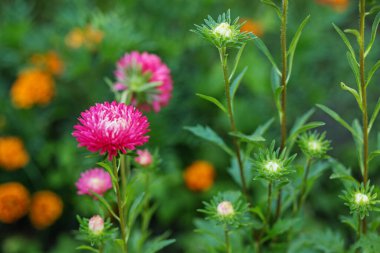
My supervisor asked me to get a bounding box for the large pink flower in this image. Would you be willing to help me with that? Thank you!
[73,101,150,160]
[114,51,173,112]
[76,168,112,196]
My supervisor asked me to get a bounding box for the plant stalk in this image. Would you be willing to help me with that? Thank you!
[296,158,312,213]
[267,181,273,225]
[224,226,231,253]
[219,47,248,197]
[359,0,368,234]
[275,0,289,222]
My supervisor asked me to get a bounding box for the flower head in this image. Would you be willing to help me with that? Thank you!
[184,161,215,191]
[315,0,349,12]
[65,25,103,50]
[72,101,150,160]
[0,137,29,171]
[30,51,64,76]
[135,149,153,167]
[192,9,254,49]
[11,69,55,108]
[29,191,63,229]
[340,182,380,219]
[199,191,248,228]
[240,19,264,37]
[298,131,331,159]
[114,51,173,112]
[252,142,296,182]
[76,168,112,197]
[89,215,104,235]
[0,182,30,223]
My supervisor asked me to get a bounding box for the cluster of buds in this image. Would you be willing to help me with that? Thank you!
[198,191,248,228]
[252,142,296,182]
[191,9,254,49]
[298,131,331,159]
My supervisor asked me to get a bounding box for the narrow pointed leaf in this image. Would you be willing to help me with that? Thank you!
[229,44,246,81]
[369,150,380,162]
[368,97,380,133]
[260,0,281,18]
[346,52,361,89]
[366,60,380,87]
[333,24,357,62]
[365,11,380,57]
[196,93,227,113]
[230,66,248,102]
[254,118,275,136]
[340,82,362,110]
[76,246,99,253]
[254,37,281,75]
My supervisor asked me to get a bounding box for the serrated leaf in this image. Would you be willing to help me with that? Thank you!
[333,23,357,63]
[365,11,380,57]
[254,37,281,75]
[196,93,227,113]
[184,125,234,156]
[287,15,310,83]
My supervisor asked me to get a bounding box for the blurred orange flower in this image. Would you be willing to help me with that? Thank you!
[315,0,349,12]
[0,182,30,223]
[184,161,215,191]
[29,191,63,229]
[240,19,264,37]
[11,69,55,109]
[65,25,104,50]
[0,137,29,171]
[30,51,64,76]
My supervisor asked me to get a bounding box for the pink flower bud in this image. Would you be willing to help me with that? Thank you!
[89,215,104,235]
[135,149,153,167]
[217,201,234,216]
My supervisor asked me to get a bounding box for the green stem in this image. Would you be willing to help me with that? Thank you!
[267,181,273,226]
[218,46,248,197]
[275,0,289,222]
[359,0,368,235]
[113,157,127,252]
[296,158,312,212]
[224,226,231,253]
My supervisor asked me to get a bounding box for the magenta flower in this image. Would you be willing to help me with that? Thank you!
[76,168,112,196]
[114,51,173,112]
[135,149,153,167]
[73,101,149,160]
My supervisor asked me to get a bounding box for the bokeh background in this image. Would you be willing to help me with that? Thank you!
[0,0,379,252]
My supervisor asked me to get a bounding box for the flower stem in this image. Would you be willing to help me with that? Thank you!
[275,0,289,222]
[113,157,127,252]
[296,158,312,213]
[267,181,273,225]
[359,0,368,234]
[218,46,248,197]
[224,226,231,253]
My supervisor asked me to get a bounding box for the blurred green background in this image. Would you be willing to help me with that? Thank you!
[0,0,379,252]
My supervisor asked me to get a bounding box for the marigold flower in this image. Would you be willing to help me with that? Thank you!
[114,51,173,112]
[76,168,112,197]
[135,149,153,167]
[315,0,349,12]
[183,161,215,191]
[10,69,55,108]
[65,28,85,49]
[73,101,150,160]
[240,19,264,37]
[29,191,63,229]
[30,51,64,76]
[65,26,103,50]
[0,182,30,223]
[0,137,29,171]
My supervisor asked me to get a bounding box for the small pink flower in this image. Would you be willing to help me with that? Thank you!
[114,51,173,112]
[89,215,104,235]
[217,201,234,216]
[135,149,153,167]
[72,101,150,160]
[76,168,112,196]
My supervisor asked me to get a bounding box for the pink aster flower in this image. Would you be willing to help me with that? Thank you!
[114,51,173,112]
[76,168,112,196]
[135,149,153,167]
[73,101,150,160]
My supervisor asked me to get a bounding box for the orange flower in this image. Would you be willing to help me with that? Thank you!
[315,0,349,12]
[0,137,29,171]
[11,69,55,108]
[30,51,64,76]
[0,182,30,223]
[184,161,215,191]
[29,191,63,229]
[65,25,103,50]
[240,19,264,37]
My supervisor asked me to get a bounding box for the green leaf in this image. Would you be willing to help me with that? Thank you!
[346,52,361,89]
[230,66,248,103]
[260,0,281,18]
[368,97,380,133]
[184,125,234,156]
[365,11,380,57]
[128,192,145,227]
[286,108,315,153]
[351,233,380,253]
[366,60,380,87]
[369,150,380,163]
[317,104,361,141]
[97,161,117,183]
[333,23,357,63]
[352,119,364,175]
[229,44,246,82]
[254,37,281,75]
[254,118,274,136]
[228,157,252,188]
[229,131,265,143]
[91,192,120,222]
[329,158,358,187]
[144,238,176,253]
[76,245,99,253]
[287,121,325,144]
[339,215,357,232]
[287,15,310,83]
[344,28,360,46]
[265,218,301,240]
[196,93,227,113]
[340,82,362,110]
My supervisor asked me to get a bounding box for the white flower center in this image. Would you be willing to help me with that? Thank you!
[217,201,234,216]
[308,141,321,151]
[265,161,280,173]
[214,22,232,38]
[355,193,369,205]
